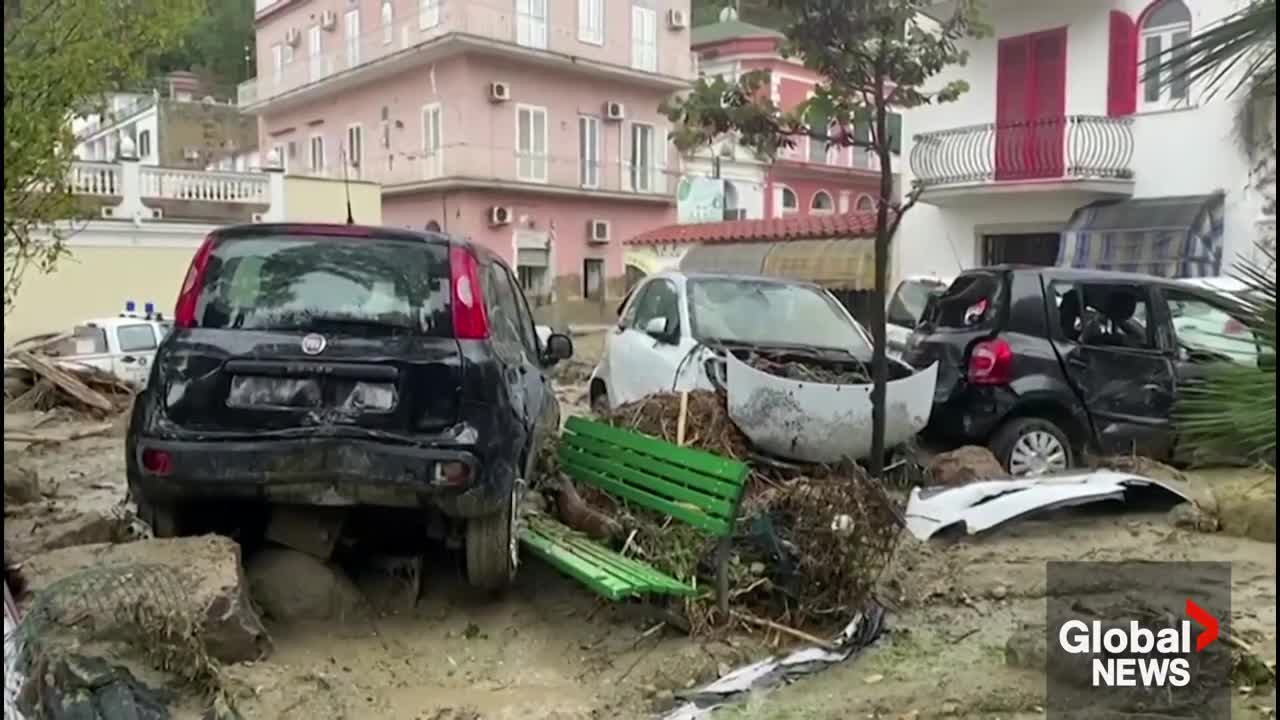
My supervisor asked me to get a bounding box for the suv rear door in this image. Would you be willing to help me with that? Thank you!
[159,226,462,436]
[902,270,1006,401]
[1050,279,1177,457]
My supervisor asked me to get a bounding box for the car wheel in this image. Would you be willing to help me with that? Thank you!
[991,417,1073,478]
[465,488,519,592]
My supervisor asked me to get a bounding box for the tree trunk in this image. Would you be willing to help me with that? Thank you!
[869,99,895,478]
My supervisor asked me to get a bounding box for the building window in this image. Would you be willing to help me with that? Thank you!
[283,42,295,64]
[381,1,394,45]
[631,5,658,72]
[309,134,325,173]
[137,130,152,159]
[419,0,440,29]
[517,105,548,182]
[345,124,363,176]
[1141,0,1191,107]
[308,25,324,81]
[629,123,656,192]
[271,143,286,170]
[271,43,284,83]
[345,8,361,67]
[811,191,834,214]
[583,258,605,301]
[578,115,601,188]
[422,104,442,178]
[578,0,603,45]
[779,186,798,214]
[517,0,548,50]
[855,194,875,211]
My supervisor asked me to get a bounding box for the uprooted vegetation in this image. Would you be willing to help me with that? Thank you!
[539,389,903,636]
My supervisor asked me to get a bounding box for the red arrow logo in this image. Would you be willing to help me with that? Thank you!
[1186,599,1219,652]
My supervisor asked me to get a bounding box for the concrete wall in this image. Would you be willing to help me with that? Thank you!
[283,175,383,223]
[895,0,1265,282]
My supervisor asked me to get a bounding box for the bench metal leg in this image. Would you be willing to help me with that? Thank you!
[715,537,730,618]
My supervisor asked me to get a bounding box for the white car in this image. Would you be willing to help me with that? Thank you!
[1173,276,1264,365]
[6,309,173,388]
[588,271,878,411]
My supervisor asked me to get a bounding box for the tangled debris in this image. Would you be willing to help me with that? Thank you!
[572,390,903,635]
[745,352,870,386]
[4,355,134,416]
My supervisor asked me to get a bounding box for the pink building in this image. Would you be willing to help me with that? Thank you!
[241,0,693,322]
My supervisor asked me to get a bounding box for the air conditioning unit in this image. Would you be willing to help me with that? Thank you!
[588,219,610,243]
[667,9,689,29]
[285,28,302,47]
[320,11,337,30]
[488,81,512,102]
[488,206,513,226]
[183,147,202,161]
[604,101,625,121]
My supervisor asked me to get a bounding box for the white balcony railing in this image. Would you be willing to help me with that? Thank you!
[324,142,674,199]
[238,0,692,107]
[69,162,123,195]
[139,167,270,203]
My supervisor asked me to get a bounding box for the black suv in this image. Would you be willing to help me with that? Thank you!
[126,223,573,590]
[902,266,1263,476]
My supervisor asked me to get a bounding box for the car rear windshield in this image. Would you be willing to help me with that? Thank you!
[688,277,871,354]
[193,234,452,335]
[923,272,1004,330]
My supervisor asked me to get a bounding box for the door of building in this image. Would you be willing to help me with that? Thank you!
[995,28,1067,181]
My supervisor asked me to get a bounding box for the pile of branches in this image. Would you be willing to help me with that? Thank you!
[575,390,903,635]
[4,352,134,416]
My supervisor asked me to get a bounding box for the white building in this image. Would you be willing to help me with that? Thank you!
[896,0,1276,282]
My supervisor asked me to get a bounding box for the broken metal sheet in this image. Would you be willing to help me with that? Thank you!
[659,603,885,720]
[724,350,938,463]
[904,470,1199,541]
[4,583,26,720]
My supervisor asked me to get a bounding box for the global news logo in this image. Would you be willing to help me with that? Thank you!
[1057,599,1220,688]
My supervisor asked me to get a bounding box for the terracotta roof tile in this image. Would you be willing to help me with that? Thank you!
[626,213,882,246]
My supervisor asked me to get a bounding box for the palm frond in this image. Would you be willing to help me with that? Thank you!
[1142,0,1277,100]
[1175,241,1277,465]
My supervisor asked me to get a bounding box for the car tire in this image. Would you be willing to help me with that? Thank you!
[465,490,518,592]
[990,416,1074,478]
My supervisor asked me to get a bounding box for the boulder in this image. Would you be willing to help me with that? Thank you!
[20,535,271,663]
[4,462,41,505]
[925,446,1009,487]
[246,548,368,623]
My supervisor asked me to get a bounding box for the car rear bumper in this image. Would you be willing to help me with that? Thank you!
[923,385,1018,443]
[130,437,512,518]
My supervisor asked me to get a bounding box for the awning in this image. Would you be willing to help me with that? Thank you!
[1057,193,1225,278]
[680,237,879,291]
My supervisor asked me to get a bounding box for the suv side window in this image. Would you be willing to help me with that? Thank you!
[632,279,681,339]
[1073,283,1157,350]
[500,262,542,360]
[482,262,525,365]
[1163,290,1259,366]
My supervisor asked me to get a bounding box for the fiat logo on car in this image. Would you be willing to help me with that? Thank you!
[300,333,327,355]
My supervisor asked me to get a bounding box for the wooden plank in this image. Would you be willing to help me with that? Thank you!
[540,524,695,595]
[561,441,735,519]
[11,351,113,412]
[557,451,733,536]
[563,432,742,501]
[522,518,698,597]
[564,417,748,484]
[520,527,634,601]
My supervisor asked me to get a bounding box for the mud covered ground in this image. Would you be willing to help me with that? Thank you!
[5,330,1277,719]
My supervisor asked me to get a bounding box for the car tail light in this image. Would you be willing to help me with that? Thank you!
[141,448,173,476]
[434,461,471,487]
[1223,318,1246,335]
[449,245,489,339]
[968,338,1013,385]
[174,234,218,328]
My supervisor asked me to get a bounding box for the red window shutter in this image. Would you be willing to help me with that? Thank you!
[1107,11,1138,116]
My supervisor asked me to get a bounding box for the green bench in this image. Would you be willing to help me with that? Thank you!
[520,416,751,613]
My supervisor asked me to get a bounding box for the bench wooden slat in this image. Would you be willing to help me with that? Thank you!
[520,517,697,599]
[557,447,733,536]
[563,431,744,502]
[562,436,736,520]
[564,417,748,484]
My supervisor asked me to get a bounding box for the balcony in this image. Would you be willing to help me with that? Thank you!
[909,115,1135,206]
[67,159,280,225]
[239,0,692,112]
[341,144,674,204]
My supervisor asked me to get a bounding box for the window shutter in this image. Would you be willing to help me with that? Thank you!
[1107,11,1138,116]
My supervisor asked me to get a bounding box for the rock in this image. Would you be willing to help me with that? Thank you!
[21,534,272,663]
[990,584,1009,600]
[30,652,175,720]
[925,446,1009,487]
[1004,624,1046,671]
[5,509,131,563]
[3,462,41,504]
[246,547,368,623]
[1169,502,1220,533]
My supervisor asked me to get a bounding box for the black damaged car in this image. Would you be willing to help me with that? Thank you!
[126,223,574,590]
[902,266,1266,476]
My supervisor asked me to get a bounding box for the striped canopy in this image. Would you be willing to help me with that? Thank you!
[1058,193,1225,278]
